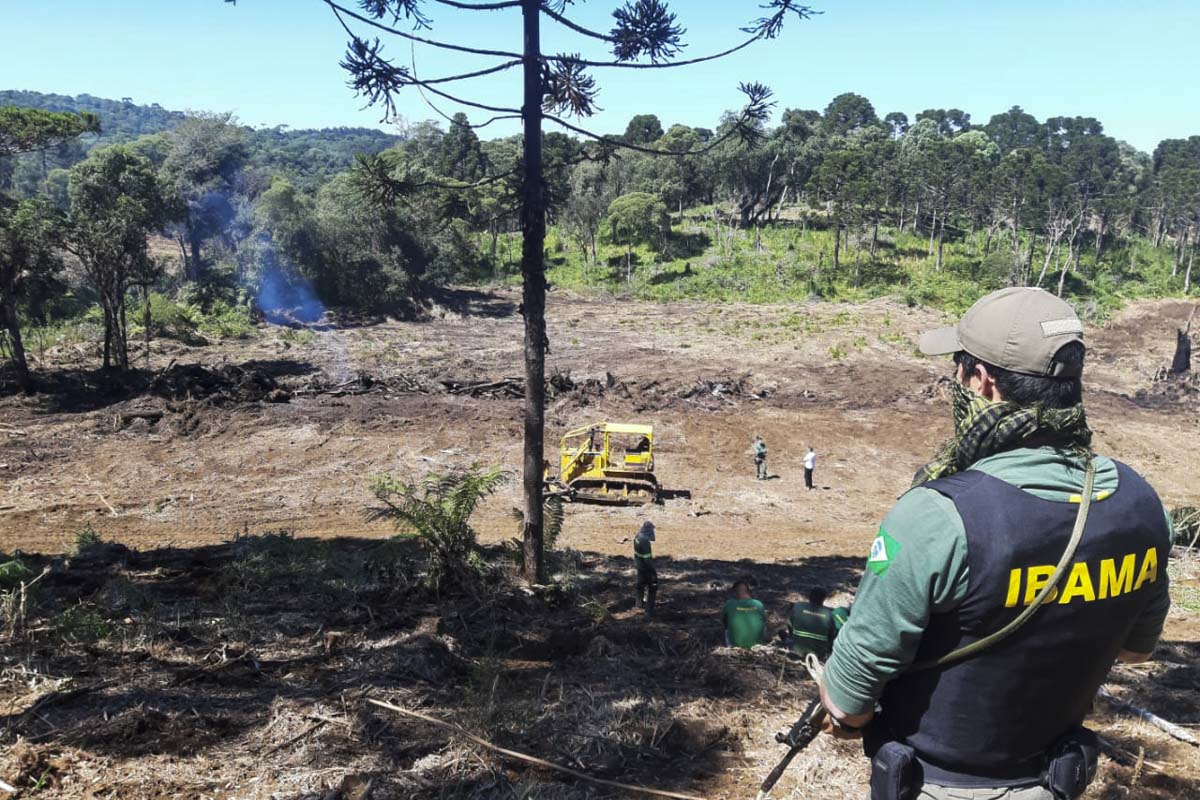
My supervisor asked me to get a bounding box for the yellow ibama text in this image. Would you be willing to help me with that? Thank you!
[1003,548,1158,607]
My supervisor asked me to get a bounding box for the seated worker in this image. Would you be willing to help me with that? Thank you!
[722,580,767,648]
[786,587,837,659]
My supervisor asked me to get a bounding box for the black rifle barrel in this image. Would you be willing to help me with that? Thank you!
[758,699,827,796]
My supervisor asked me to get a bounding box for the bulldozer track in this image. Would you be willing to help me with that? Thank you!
[567,477,659,506]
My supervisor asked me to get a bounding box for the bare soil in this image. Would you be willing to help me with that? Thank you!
[1,289,1198,799]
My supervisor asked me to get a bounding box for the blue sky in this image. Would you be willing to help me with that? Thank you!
[3,1,1199,153]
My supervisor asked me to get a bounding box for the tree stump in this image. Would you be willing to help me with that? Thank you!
[1170,306,1196,375]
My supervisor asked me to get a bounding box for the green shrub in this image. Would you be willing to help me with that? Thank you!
[53,605,113,643]
[279,327,315,346]
[73,523,103,554]
[130,293,256,343]
[368,465,509,588]
[132,293,207,344]
[0,558,31,591]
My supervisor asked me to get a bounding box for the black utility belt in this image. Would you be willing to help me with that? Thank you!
[870,728,1099,800]
[914,753,1042,790]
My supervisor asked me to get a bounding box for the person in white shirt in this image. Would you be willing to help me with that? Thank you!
[803,446,816,490]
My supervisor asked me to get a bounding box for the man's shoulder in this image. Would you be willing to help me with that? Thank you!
[866,487,968,581]
[886,486,965,537]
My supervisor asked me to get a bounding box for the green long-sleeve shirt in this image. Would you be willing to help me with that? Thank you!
[823,446,1174,716]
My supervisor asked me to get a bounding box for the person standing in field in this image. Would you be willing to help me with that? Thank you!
[722,580,767,648]
[817,287,1172,800]
[753,435,768,480]
[804,446,816,490]
[633,520,658,617]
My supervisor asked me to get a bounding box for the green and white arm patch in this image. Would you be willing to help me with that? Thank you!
[867,527,901,576]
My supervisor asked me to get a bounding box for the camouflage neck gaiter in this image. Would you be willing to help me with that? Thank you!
[912,380,1092,487]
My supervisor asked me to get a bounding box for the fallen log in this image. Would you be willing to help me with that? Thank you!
[368,699,707,800]
[1098,687,1199,746]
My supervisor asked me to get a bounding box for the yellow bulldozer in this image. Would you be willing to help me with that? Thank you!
[546,422,659,505]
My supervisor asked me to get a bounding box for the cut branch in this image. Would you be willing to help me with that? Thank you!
[368,699,707,800]
[1098,687,1200,746]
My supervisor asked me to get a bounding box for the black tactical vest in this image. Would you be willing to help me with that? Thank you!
[878,461,1170,784]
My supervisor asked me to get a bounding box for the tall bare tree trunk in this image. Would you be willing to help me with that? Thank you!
[1057,245,1071,297]
[117,294,129,371]
[936,217,945,271]
[189,231,202,283]
[1023,234,1037,286]
[928,209,937,257]
[101,304,112,370]
[870,219,879,259]
[143,284,152,364]
[1036,237,1058,288]
[519,0,546,584]
[832,221,841,270]
[1186,244,1195,295]
[0,298,33,394]
[1173,229,1188,277]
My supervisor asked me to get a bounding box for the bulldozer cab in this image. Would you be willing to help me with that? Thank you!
[556,422,657,504]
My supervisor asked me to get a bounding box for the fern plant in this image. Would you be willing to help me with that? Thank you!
[510,494,566,564]
[367,464,508,587]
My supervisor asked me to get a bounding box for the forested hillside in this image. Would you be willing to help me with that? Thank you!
[2,89,1198,392]
[0,90,397,195]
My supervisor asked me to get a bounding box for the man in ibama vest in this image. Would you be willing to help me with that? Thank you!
[817,288,1173,800]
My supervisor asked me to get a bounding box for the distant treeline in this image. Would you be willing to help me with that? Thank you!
[1,89,1198,392]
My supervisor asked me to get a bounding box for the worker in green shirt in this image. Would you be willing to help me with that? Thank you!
[721,580,767,648]
[633,520,657,617]
[786,587,837,659]
[816,288,1172,800]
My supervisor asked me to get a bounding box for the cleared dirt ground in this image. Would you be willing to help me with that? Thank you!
[1,290,1198,799]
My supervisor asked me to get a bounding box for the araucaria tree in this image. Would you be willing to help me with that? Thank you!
[229,0,813,583]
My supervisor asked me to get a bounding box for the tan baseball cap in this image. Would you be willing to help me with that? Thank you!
[919,287,1085,377]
